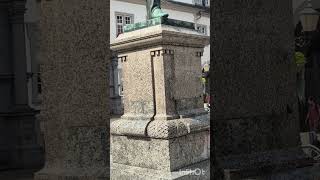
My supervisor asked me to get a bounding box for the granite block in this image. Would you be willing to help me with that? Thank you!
[34,0,110,179]
[111,130,209,172]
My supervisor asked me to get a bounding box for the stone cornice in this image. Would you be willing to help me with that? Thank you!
[111,24,209,53]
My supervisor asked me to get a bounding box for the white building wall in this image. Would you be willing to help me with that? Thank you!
[110,0,147,43]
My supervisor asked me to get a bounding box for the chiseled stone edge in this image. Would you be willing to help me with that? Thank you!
[110,114,209,139]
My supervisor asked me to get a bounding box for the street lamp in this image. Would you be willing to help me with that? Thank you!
[299,0,320,32]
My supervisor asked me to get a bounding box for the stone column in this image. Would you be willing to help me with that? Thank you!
[34,0,110,179]
[211,0,314,179]
[111,25,210,180]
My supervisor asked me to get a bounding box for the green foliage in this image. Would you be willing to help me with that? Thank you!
[294,51,306,67]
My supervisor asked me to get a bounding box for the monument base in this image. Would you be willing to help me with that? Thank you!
[111,131,209,171]
[111,114,210,180]
[111,160,209,180]
[111,21,210,180]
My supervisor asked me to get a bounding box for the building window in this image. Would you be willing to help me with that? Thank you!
[194,0,209,7]
[116,13,134,37]
[196,24,207,35]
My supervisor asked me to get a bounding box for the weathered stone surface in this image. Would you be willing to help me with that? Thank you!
[111,131,209,171]
[34,0,110,179]
[211,0,310,178]
[211,0,297,120]
[112,25,209,120]
[111,25,210,179]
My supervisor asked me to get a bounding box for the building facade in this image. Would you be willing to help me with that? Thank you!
[0,0,44,170]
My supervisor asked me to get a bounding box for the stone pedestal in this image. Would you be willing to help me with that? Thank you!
[211,0,315,179]
[111,25,210,180]
[34,1,110,179]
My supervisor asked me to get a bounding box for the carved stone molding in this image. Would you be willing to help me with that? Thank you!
[150,49,174,57]
[118,55,127,62]
[110,113,209,139]
[196,51,203,57]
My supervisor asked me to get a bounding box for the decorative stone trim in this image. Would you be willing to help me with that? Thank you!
[150,49,174,57]
[196,51,203,57]
[162,49,174,55]
[150,50,161,57]
[110,113,209,139]
[118,56,127,62]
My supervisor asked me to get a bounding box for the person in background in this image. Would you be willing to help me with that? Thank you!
[207,94,210,107]
[305,96,320,145]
